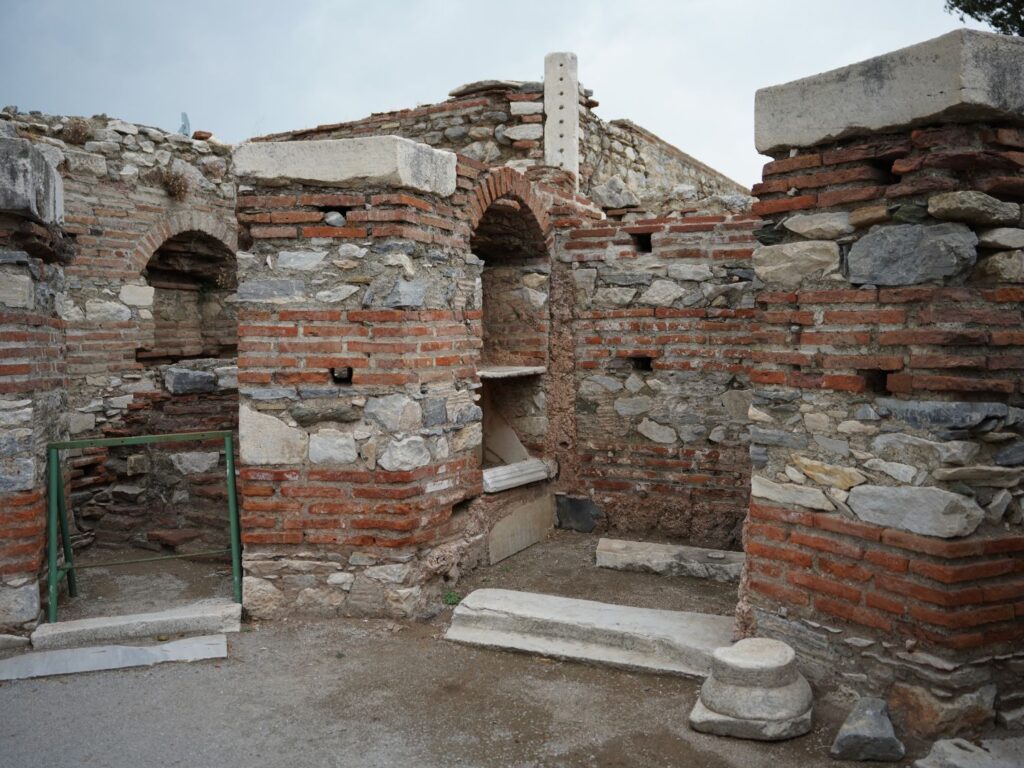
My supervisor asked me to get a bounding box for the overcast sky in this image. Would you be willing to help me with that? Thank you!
[1,1,991,188]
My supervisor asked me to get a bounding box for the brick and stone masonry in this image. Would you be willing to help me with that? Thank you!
[0,133,73,632]
[231,136,599,618]
[737,30,1024,738]
[1,109,240,554]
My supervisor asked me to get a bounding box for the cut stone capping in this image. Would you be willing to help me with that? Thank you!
[233,136,457,196]
[755,30,1024,152]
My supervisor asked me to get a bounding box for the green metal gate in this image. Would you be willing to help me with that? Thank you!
[46,430,243,623]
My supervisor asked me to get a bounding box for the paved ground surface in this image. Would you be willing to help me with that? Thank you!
[1,532,859,767]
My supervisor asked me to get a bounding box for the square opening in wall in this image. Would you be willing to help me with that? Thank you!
[630,232,653,253]
[630,355,654,372]
[330,367,353,385]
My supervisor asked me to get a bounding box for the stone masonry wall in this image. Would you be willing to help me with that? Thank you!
[739,121,1024,737]
[1,109,239,551]
[581,117,747,210]
[257,60,743,214]
[561,198,759,548]
[0,134,73,632]
[233,139,594,619]
[257,85,546,172]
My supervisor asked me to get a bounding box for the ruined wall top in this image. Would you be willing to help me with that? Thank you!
[756,29,1024,154]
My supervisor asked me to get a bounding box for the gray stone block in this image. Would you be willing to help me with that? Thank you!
[233,136,457,197]
[848,224,977,286]
[830,697,905,762]
[164,367,218,394]
[756,30,1024,153]
[0,137,63,224]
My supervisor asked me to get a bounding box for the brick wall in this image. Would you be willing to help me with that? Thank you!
[0,135,73,630]
[257,86,545,172]
[559,205,759,547]
[740,121,1024,736]
[4,110,239,554]
[233,142,594,618]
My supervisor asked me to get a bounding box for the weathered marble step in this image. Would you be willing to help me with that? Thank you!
[0,634,227,681]
[444,588,734,678]
[596,538,744,583]
[30,599,241,650]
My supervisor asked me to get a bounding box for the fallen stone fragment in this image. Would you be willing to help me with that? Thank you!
[830,697,905,762]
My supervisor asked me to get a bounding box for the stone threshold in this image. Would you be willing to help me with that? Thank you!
[30,598,241,650]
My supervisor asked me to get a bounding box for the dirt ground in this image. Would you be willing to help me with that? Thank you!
[2,531,858,768]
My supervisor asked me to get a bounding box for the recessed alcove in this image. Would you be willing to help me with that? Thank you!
[471,194,552,494]
[136,230,237,364]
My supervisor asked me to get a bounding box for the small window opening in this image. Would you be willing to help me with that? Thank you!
[630,233,653,253]
[631,355,654,371]
[330,367,353,385]
[858,369,888,395]
[318,206,353,227]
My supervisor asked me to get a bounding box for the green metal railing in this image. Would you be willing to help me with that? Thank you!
[46,430,242,623]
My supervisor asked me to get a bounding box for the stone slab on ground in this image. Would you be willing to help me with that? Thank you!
[30,598,241,650]
[830,697,905,762]
[596,538,743,583]
[488,494,554,565]
[915,737,1024,768]
[0,634,227,681]
[444,588,733,678]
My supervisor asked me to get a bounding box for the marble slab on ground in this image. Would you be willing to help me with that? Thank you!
[0,634,227,681]
[445,588,733,678]
[31,598,241,650]
[596,538,744,583]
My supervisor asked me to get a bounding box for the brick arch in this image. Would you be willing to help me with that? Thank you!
[128,208,237,273]
[464,167,551,244]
